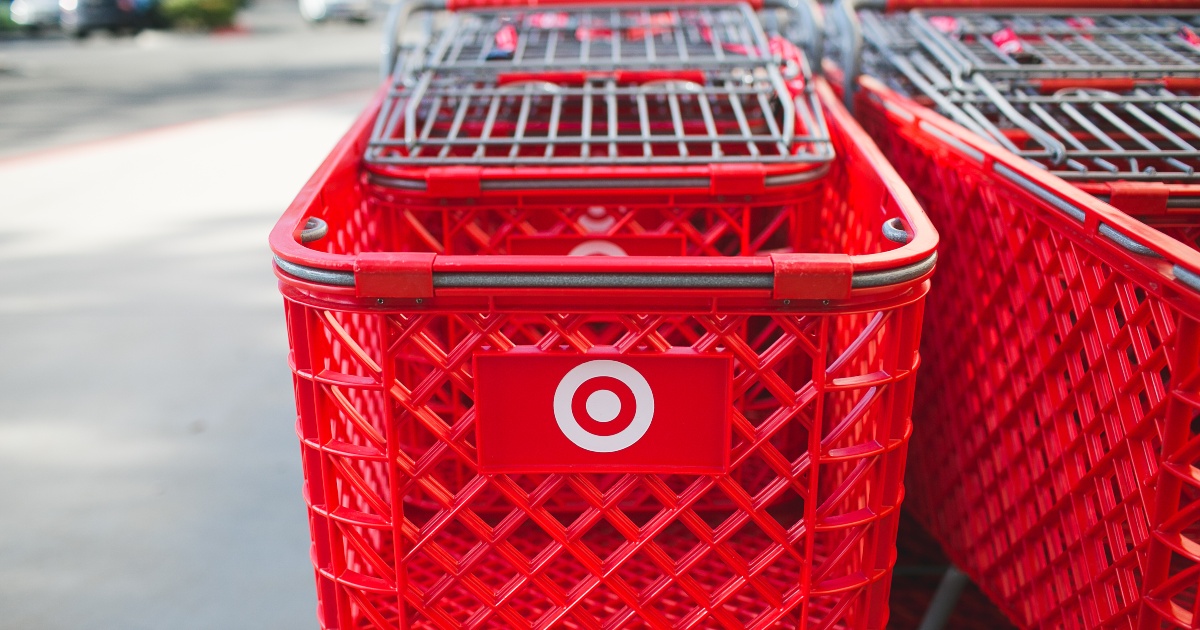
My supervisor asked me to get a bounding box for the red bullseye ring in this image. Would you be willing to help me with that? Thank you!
[570,376,636,437]
[552,359,656,453]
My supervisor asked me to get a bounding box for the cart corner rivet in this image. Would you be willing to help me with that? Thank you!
[822,299,830,306]
[415,298,424,304]
[782,299,791,306]
[377,298,385,305]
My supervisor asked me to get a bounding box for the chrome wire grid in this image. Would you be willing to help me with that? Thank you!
[860,10,920,56]
[940,85,1200,181]
[420,4,777,72]
[366,3,833,167]
[909,11,1200,83]
[858,10,1200,182]
[367,72,830,165]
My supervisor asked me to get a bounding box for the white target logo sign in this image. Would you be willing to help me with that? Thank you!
[553,360,655,453]
[474,351,730,473]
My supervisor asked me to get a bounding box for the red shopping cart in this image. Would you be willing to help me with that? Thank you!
[271,2,938,626]
[859,76,1200,629]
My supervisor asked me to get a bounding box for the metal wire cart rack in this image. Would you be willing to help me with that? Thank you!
[851,7,1200,186]
[365,1,834,181]
[907,11,1200,83]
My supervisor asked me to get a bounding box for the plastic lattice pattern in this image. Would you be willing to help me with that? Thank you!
[283,302,922,628]
[859,82,1200,629]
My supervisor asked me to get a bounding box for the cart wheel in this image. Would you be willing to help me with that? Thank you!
[71,27,91,39]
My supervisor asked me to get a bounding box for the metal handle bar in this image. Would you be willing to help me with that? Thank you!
[275,222,932,292]
[1001,152,1200,288]
[1175,264,1200,292]
[275,253,936,292]
[366,165,832,191]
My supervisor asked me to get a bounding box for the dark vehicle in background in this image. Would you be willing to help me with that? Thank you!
[60,0,158,36]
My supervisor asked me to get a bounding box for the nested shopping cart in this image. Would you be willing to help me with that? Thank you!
[856,74,1200,629]
[843,2,1200,225]
[271,0,940,627]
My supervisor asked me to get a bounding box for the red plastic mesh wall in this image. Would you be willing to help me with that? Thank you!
[859,91,1200,629]
[283,297,924,629]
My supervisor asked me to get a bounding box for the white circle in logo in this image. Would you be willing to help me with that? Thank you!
[585,390,622,422]
[553,360,654,453]
[568,240,629,257]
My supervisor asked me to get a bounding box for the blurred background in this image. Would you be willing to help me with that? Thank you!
[0,2,1014,627]
[0,2,382,627]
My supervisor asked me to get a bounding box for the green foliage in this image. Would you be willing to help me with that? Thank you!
[0,3,17,31]
[159,0,238,29]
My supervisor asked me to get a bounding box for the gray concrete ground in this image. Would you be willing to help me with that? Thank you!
[0,3,383,628]
[0,0,382,156]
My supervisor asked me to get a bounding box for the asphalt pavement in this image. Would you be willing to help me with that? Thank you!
[0,3,382,628]
[0,0,382,157]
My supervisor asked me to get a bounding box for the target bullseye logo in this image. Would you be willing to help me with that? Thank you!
[474,350,731,473]
[553,360,654,452]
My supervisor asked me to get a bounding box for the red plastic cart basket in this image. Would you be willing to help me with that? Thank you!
[859,76,1200,629]
[271,73,937,628]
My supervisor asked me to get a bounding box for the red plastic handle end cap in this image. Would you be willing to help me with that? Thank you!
[770,253,853,301]
[355,252,436,299]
